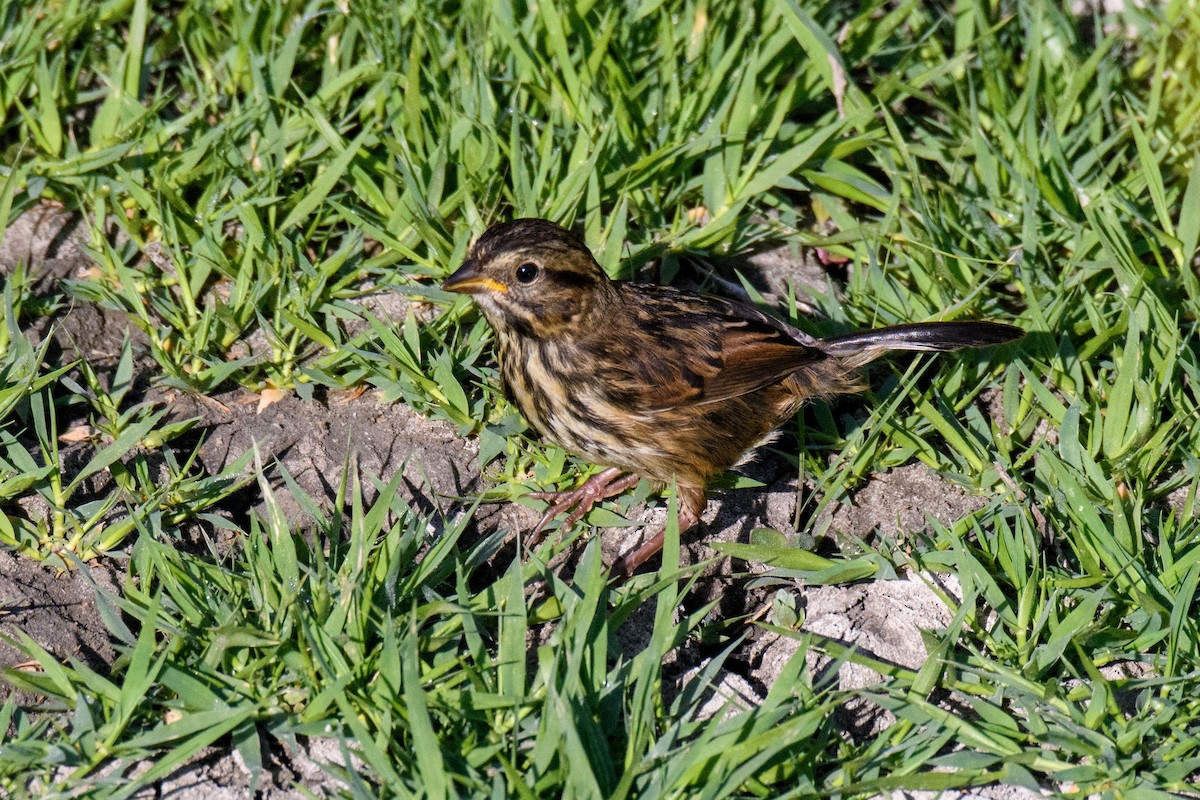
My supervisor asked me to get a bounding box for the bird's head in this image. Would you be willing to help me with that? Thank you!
[442,219,615,338]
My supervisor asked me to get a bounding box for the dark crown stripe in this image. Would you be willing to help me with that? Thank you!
[473,218,582,260]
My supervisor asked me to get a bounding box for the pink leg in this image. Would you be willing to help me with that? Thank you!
[526,467,641,545]
[609,487,706,583]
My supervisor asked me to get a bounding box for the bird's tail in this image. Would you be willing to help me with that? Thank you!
[781,320,1022,404]
[821,321,1023,365]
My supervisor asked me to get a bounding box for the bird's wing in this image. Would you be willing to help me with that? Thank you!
[610,287,827,412]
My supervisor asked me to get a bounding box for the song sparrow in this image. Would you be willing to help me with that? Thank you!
[443,218,1022,579]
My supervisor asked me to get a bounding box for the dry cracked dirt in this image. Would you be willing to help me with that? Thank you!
[0,205,1041,799]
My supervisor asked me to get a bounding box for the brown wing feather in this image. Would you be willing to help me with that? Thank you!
[696,320,824,406]
[608,285,825,412]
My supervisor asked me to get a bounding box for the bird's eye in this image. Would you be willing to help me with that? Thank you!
[515,262,539,284]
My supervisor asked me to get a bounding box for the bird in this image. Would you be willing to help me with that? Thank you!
[442,218,1023,580]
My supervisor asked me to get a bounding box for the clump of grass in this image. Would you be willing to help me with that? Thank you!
[2,464,845,797]
[0,272,247,564]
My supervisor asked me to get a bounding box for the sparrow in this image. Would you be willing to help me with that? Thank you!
[443,218,1022,579]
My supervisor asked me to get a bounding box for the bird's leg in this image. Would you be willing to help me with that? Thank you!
[526,467,641,545]
[609,487,706,583]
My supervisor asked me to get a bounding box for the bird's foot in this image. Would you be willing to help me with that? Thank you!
[526,467,641,546]
[609,488,705,583]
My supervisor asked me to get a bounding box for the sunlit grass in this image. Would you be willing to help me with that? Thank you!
[2,0,1199,795]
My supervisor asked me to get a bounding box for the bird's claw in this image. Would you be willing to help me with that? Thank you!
[523,469,708,585]
[608,488,705,583]
[525,467,639,547]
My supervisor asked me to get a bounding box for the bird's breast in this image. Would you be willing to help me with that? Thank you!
[494,331,666,469]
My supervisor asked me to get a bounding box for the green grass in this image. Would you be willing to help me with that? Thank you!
[2,0,1200,796]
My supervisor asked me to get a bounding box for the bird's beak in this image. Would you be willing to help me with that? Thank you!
[442,259,508,295]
